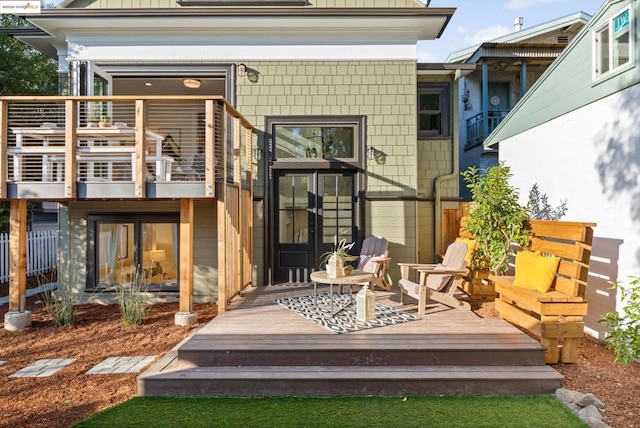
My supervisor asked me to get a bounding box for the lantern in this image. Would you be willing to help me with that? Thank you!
[356,284,376,322]
[326,253,344,278]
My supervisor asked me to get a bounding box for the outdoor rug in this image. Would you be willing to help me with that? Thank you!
[274,293,420,334]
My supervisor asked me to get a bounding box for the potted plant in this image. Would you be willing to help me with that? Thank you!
[461,162,531,275]
[343,264,354,276]
[87,105,101,127]
[99,115,112,127]
[320,238,354,278]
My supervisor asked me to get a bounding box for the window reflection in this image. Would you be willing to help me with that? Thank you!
[275,126,355,160]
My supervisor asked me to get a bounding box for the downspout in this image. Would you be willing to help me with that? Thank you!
[433,69,462,258]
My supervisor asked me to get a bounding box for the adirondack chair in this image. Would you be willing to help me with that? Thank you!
[397,241,470,315]
[339,236,391,293]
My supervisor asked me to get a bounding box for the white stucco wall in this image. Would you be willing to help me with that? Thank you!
[499,84,640,339]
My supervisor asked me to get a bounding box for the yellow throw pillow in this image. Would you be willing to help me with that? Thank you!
[455,237,477,265]
[513,250,560,293]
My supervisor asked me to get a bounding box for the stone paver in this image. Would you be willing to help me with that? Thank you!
[0,361,6,367]
[9,358,76,378]
[86,356,156,374]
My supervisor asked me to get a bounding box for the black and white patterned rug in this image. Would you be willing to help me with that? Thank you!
[274,293,420,334]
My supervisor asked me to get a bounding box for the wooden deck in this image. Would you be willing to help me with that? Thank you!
[138,284,563,397]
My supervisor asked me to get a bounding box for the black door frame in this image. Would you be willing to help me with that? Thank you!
[264,115,367,285]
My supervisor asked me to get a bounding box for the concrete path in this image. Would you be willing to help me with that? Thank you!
[6,356,156,378]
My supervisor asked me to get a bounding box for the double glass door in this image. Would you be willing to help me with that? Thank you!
[273,170,357,283]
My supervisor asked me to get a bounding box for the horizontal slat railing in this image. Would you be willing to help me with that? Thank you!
[0,96,253,199]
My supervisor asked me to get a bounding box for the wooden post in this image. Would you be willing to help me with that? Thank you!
[205,100,215,197]
[179,198,194,314]
[9,200,27,312]
[134,100,146,198]
[217,101,228,312]
[64,100,77,198]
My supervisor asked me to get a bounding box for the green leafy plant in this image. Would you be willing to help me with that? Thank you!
[100,115,111,123]
[87,104,102,123]
[39,256,77,327]
[320,238,354,267]
[599,276,640,365]
[529,183,568,220]
[116,266,150,326]
[461,163,531,274]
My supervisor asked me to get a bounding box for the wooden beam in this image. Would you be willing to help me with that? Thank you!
[179,198,194,313]
[0,100,7,199]
[134,100,146,198]
[9,200,27,312]
[64,100,77,198]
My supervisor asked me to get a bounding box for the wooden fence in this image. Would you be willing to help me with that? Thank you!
[0,229,58,282]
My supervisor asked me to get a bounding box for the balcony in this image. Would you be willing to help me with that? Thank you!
[0,96,253,200]
[465,109,509,148]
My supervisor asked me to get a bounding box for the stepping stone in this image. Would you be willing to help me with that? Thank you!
[10,358,76,378]
[86,356,156,374]
[0,361,6,367]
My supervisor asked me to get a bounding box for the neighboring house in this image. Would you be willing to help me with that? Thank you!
[446,12,591,200]
[2,0,468,329]
[484,0,637,339]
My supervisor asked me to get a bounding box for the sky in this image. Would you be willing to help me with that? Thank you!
[419,0,607,62]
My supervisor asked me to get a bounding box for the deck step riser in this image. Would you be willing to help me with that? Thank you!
[140,378,562,398]
[176,349,545,367]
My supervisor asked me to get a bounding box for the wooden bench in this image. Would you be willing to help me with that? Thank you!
[490,220,596,364]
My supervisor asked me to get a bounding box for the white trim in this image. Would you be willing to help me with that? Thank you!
[67,43,418,61]
[592,5,633,82]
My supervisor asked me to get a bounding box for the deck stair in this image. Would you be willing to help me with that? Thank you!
[139,284,563,397]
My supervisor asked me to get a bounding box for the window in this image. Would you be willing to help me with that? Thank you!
[595,7,632,79]
[418,83,450,137]
[87,214,179,292]
[269,117,363,162]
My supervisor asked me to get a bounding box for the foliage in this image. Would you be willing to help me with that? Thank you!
[599,276,640,365]
[320,238,355,266]
[461,163,531,274]
[39,257,77,327]
[74,395,585,428]
[0,14,58,96]
[528,183,568,220]
[116,266,150,326]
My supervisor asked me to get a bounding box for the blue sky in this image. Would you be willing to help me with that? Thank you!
[419,0,607,62]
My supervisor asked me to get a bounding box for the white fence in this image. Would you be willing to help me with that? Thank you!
[0,230,58,283]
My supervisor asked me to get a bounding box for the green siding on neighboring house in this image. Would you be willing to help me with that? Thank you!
[64,0,425,8]
[487,0,640,147]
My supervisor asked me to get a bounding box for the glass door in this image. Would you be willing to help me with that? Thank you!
[272,171,356,283]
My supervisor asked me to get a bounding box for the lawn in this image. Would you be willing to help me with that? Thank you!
[73,395,586,427]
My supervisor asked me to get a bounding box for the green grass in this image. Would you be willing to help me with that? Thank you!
[73,395,586,428]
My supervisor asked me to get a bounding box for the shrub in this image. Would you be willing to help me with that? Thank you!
[39,257,77,327]
[599,276,640,365]
[116,266,150,326]
[461,163,531,274]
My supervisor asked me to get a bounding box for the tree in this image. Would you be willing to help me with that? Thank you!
[0,13,58,95]
[461,163,531,274]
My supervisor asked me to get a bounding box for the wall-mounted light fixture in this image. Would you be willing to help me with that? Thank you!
[238,63,260,83]
[183,78,201,89]
[366,146,375,161]
[253,145,263,162]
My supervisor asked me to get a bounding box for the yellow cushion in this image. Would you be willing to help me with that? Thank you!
[455,237,477,265]
[513,250,560,293]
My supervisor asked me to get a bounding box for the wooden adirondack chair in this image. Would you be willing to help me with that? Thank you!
[356,236,392,291]
[397,241,470,315]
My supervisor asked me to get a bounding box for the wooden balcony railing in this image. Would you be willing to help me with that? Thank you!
[0,96,254,200]
[465,108,509,148]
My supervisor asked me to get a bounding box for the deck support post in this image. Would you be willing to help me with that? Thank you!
[176,198,197,326]
[4,199,30,331]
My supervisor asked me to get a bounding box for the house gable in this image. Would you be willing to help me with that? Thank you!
[485,0,640,148]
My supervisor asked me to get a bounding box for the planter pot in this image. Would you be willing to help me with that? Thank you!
[99,122,112,128]
[87,122,98,128]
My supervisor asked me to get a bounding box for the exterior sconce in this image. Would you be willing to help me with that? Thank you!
[253,145,263,162]
[238,63,259,83]
[366,146,375,161]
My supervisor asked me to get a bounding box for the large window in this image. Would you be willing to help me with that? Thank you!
[269,117,364,162]
[87,214,179,292]
[418,83,450,138]
[595,7,632,79]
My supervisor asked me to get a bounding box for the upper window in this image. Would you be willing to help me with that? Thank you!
[418,83,450,138]
[594,7,632,80]
[269,117,363,162]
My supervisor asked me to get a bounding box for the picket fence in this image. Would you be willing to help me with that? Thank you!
[0,230,58,283]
